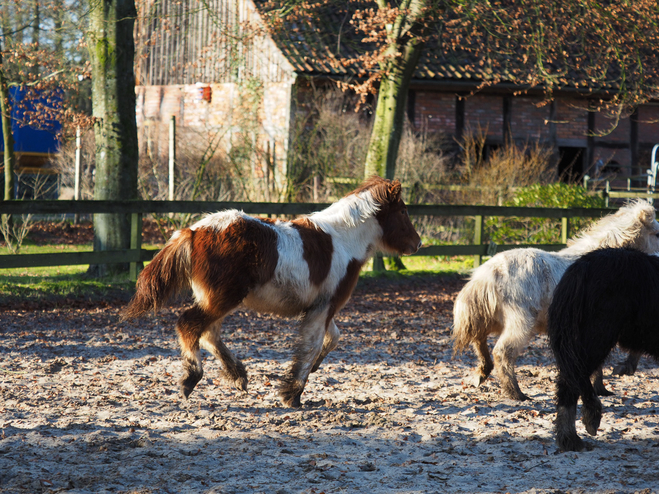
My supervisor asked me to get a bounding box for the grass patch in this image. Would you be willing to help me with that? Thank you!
[0,277,135,307]
[1,244,473,309]
[0,244,136,307]
[397,255,473,274]
[361,255,474,278]
[0,244,94,278]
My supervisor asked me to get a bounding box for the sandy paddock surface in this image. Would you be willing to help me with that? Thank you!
[1,275,659,494]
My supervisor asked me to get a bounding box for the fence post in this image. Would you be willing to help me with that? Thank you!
[561,216,569,244]
[473,215,483,268]
[169,116,176,201]
[74,127,81,224]
[129,212,143,282]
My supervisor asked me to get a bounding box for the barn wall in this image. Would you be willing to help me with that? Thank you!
[136,79,295,200]
[411,89,657,179]
[136,0,294,86]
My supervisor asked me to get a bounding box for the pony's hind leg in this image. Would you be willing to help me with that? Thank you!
[280,307,329,408]
[176,305,218,398]
[591,366,614,396]
[310,319,340,373]
[555,374,584,452]
[200,321,248,391]
[612,350,642,376]
[467,338,494,387]
[492,315,532,401]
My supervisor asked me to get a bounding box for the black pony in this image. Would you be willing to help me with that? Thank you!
[548,247,659,452]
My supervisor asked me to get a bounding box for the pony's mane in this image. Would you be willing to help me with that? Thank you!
[311,176,401,229]
[565,200,657,254]
[346,176,399,203]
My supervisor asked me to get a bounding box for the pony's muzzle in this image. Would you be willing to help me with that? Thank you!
[404,240,422,255]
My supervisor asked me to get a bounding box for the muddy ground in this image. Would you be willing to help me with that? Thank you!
[1,275,659,493]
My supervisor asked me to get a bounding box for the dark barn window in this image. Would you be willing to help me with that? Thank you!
[558,147,585,182]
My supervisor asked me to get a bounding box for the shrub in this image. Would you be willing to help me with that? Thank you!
[487,183,606,245]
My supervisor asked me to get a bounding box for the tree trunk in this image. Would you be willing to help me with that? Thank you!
[86,0,139,277]
[32,0,40,47]
[364,0,426,272]
[363,0,426,180]
[0,49,15,201]
[53,0,63,57]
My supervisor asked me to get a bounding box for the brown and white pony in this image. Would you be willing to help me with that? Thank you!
[122,177,421,407]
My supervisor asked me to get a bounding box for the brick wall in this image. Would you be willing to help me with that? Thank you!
[555,98,589,143]
[413,91,455,133]
[464,95,502,139]
[510,97,551,141]
[594,109,630,143]
[591,147,632,176]
[638,105,659,145]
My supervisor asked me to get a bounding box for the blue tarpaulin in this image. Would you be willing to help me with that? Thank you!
[0,86,61,154]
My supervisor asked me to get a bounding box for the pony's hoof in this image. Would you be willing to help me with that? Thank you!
[592,377,614,396]
[612,363,634,376]
[595,387,614,397]
[281,395,302,408]
[279,389,303,408]
[503,389,530,401]
[219,361,248,391]
[557,433,585,452]
[233,376,248,392]
[179,373,202,399]
[582,409,602,436]
[467,373,488,388]
[180,383,195,399]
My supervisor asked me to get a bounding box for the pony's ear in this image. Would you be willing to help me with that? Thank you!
[638,206,656,226]
[389,181,402,202]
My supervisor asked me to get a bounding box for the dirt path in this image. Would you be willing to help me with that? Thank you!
[1,275,659,493]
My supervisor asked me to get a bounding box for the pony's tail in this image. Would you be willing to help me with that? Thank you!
[452,270,498,353]
[121,229,193,321]
[547,262,589,393]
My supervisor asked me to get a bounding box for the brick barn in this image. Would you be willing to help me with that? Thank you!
[135,0,659,195]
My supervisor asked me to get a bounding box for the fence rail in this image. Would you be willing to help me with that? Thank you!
[0,200,617,279]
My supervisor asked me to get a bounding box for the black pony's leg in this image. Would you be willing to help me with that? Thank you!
[591,366,614,396]
[555,374,584,452]
[612,351,642,376]
[580,377,603,437]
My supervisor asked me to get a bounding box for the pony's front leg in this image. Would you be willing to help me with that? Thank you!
[612,350,641,376]
[310,319,340,373]
[176,305,216,398]
[555,374,584,452]
[280,307,329,408]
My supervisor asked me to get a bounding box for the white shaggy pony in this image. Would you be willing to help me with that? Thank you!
[452,201,659,400]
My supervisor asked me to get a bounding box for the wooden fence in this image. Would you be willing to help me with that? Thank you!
[0,200,616,280]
